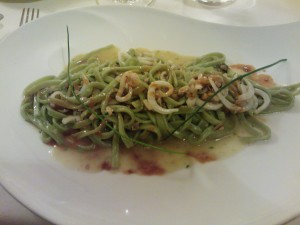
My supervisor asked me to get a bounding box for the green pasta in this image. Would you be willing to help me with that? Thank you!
[21,44,300,168]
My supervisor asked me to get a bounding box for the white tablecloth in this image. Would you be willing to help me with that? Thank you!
[1,0,300,224]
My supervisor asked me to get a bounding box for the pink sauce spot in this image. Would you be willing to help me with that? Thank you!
[187,151,216,163]
[101,162,112,171]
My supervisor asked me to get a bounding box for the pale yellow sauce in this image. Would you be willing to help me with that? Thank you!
[51,135,244,175]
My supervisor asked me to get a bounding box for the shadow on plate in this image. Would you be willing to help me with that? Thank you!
[0,0,41,2]
[0,0,96,12]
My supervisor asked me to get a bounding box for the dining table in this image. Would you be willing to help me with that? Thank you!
[1,0,300,224]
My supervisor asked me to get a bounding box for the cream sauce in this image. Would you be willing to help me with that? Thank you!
[51,135,244,175]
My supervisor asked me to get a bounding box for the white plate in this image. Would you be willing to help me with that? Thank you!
[0,6,300,225]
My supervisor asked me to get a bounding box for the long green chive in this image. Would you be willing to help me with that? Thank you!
[66,27,287,155]
[165,58,287,139]
[66,27,184,155]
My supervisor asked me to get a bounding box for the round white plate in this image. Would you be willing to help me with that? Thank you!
[0,6,300,225]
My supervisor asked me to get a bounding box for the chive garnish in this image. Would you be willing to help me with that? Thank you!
[66,26,287,156]
[66,27,184,155]
[165,58,287,139]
